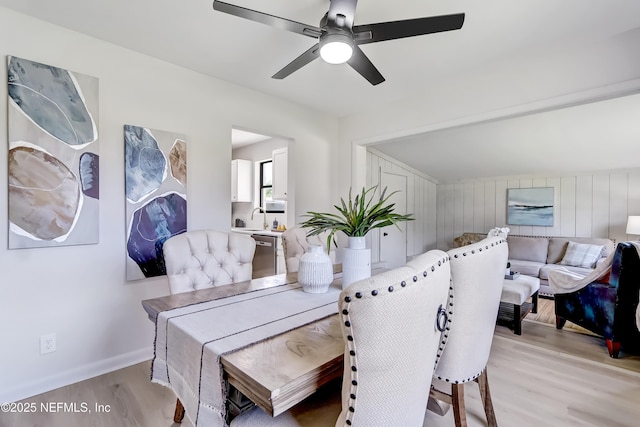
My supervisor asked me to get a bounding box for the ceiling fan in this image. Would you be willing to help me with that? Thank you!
[212,0,465,85]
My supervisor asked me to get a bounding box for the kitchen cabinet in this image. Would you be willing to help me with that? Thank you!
[272,147,288,200]
[231,159,252,202]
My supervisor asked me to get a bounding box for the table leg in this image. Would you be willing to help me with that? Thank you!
[174,398,185,423]
[532,291,539,313]
[513,304,522,335]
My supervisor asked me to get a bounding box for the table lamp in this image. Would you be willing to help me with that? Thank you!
[625,216,640,237]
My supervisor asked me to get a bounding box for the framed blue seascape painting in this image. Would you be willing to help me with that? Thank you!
[507,187,554,227]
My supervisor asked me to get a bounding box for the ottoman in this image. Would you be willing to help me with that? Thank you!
[498,275,540,335]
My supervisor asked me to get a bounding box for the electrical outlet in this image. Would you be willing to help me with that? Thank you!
[40,333,56,354]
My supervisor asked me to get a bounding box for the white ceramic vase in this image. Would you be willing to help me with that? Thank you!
[298,245,334,293]
[341,236,371,289]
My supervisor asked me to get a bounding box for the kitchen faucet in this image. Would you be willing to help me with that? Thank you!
[251,206,269,230]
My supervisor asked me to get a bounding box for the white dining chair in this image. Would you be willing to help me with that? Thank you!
[163,229,256,294]
[162,229,256,422]
[428,236,508,427]
[281,226,328,273]
[230,249,452,426]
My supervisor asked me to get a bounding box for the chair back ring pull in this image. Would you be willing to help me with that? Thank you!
[436,304,448,332]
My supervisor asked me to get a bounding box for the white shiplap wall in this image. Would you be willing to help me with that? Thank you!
[366,149,438,262]
[436,169,640,250]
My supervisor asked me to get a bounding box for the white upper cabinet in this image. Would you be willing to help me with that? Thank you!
[231,159,252,202]
[272,147,288,200]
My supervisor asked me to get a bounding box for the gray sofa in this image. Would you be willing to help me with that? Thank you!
[454,233,615,296]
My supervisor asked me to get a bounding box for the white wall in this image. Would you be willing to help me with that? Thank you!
[365,149,438,262]
[435,169,640,250]
[0,7,339,402]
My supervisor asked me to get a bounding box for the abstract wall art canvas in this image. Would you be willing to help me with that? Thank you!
[7,56,99,249]
[507,187,554,227]
[124,124,187,281]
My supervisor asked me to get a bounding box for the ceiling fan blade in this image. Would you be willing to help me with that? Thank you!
[327,0,358,29]
[213,1,323,39]
[272,44,321,80]
[353,13,465,45]
[347,46,385,86]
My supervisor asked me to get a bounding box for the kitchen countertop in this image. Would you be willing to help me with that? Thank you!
[231,227,284,237]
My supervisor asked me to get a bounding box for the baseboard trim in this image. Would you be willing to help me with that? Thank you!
[0,346,154,403]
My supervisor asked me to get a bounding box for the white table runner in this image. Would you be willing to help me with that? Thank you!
[151,282,342,426]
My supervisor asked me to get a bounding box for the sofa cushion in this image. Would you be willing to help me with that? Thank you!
[559,241,605,268]
[508,260,545,277]
[547,237,614,264]
[539,263,594,281]
[507,236,548,263]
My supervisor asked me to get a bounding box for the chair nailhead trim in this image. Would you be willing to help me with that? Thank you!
[339,257,449,425]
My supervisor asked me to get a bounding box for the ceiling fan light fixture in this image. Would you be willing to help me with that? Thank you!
[319,33,353,64]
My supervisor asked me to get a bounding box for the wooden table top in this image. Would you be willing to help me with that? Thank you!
[222,311,344,417]
[141,270,346,418]
[141,273,297,322]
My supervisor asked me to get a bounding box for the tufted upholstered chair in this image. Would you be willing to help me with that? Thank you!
[230,249,452,426]
[163,229,256,294]
[281,227,327,273]
[162,229,256,422]
[428,236,508,427]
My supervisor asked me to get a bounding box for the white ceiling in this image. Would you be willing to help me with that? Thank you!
[2,0,639,118]
[373,92,640,181]
[2,0,640,180]
[231,128,271,148]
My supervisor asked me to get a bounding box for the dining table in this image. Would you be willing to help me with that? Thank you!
[141,270,347,426]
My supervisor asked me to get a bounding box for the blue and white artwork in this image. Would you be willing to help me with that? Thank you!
[507,187,554,227]
[124,124,187,281]
[126,192,187,278]
[7,56,99,249]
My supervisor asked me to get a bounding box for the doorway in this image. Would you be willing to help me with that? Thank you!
[379,170,408,268]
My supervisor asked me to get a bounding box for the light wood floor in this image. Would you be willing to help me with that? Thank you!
[2,320,640,427]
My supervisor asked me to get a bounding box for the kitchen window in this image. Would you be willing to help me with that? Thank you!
[259,160,285,213]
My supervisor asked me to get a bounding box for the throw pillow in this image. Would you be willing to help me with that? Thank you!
[560,241,605,268]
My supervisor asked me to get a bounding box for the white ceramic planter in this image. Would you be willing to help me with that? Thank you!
[341,236,371,289]
[298,245,333,293]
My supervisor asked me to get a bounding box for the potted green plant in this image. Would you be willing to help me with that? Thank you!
[300,185,413,287]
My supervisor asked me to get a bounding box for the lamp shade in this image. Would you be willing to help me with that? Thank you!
[319,32,353,64]
[319,41,353,64]
[626,216,640,235]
